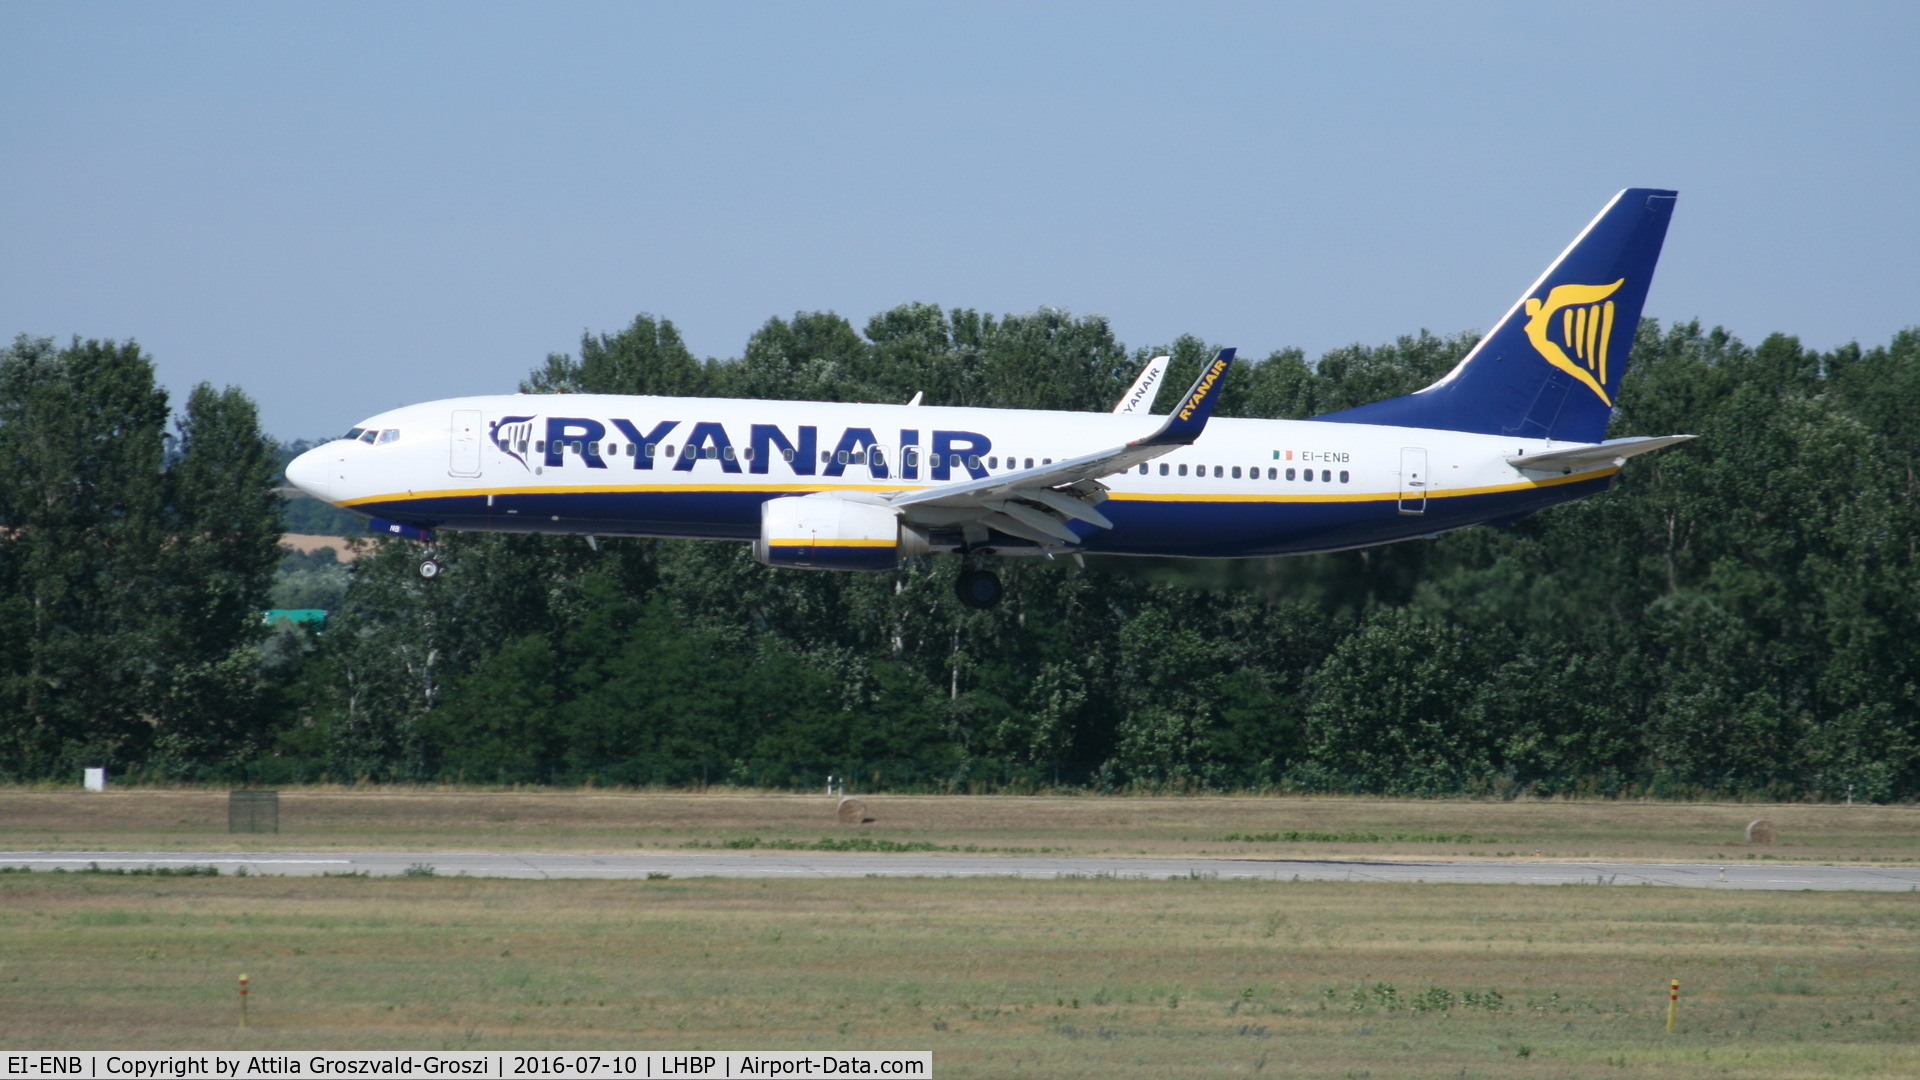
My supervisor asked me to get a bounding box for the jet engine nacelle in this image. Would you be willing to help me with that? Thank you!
[753,493,929,571]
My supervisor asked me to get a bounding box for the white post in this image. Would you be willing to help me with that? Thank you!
[84,768,106,792]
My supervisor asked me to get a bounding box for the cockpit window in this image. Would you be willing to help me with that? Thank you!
[376,429,399,445]
[343,427,366,442]
[359,429,379,444]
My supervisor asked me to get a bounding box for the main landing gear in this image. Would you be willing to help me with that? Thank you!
[955,568,1003,610]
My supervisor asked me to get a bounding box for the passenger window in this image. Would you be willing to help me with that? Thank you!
[518,440,530,455]
[989,456,999,469]
[1322,469,1331,482]
[1178,464,1188,477]
[837,451,849,465]
[1043,458,1052,465]
[1231,466,1241,479]
[1212,466,1222,478]
[627,443,637,457]
[903,449,917,466]
[783,448,796,462]
[1339,470,1349,483]
[1267,467,1276,479]
[1025,458,1034,469]
[1303,468,1313,482]
[1159,463,1169,476]
[724,446,736,461]
[571,440,584,454]
[967,455,982,470]
[871,449,886,467]
[1138,463,1148,474]
[850,451,863,464]
[588,441,599,455]
[822,451,832,463]
[950,454,961,468]
[1285,467,1295,480]
[535,440,546,453]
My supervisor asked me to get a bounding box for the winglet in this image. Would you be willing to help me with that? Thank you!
[1131,348,1235,447]
[1113,355,1169,414]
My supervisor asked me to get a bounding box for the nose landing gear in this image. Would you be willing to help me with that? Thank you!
[417,556,443,580]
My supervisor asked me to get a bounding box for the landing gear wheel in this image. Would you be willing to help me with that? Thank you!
[955,568,1003,609]
[417,557,443,581]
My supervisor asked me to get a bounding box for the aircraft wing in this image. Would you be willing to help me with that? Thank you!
[887,349,1235,547]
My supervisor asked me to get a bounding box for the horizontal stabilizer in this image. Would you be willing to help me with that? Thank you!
[1508,434,1698,471]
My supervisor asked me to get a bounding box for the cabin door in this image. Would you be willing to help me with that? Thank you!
[1398,447,1428,515]
[450,409,483,477]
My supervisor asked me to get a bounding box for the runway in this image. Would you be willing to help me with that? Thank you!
[4,849,1917,891]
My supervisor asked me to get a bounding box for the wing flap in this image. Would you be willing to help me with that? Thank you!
[984,499,1083,544]
[1021,486,1114,529]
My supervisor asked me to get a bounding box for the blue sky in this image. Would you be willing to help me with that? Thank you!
[3,1,1915,440]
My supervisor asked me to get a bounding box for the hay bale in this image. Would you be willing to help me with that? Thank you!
[1746,819,1778,845]
[837,797,872,825]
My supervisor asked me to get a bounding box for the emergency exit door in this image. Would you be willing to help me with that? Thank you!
[1398,447,1427,515]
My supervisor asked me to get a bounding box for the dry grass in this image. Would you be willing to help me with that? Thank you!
[3,789,1917,865]
[279,534,360,561]
[1,871,1915,1079]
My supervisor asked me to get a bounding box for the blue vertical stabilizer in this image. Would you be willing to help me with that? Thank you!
[1316,188,1677,443]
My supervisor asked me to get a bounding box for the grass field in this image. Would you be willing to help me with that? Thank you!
[4,789,1918,865]
[1,870,1915,1078]
[5,790,1916,1077]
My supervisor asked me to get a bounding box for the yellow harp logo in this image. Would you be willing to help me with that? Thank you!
[1523,279,1624,406]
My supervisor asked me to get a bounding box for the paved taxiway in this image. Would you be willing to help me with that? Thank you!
[3,850,1916,891]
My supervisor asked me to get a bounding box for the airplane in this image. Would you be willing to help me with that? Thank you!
[286,188,1689,609]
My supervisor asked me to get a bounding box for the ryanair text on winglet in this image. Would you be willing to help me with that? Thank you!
[1177,358,1229,421]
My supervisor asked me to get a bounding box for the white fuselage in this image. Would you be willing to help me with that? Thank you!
[288,393,1618,559]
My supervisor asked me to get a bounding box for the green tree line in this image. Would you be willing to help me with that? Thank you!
[3,310,1917,799]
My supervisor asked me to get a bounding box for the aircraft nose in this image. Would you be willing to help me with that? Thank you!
[285,445,331,502]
